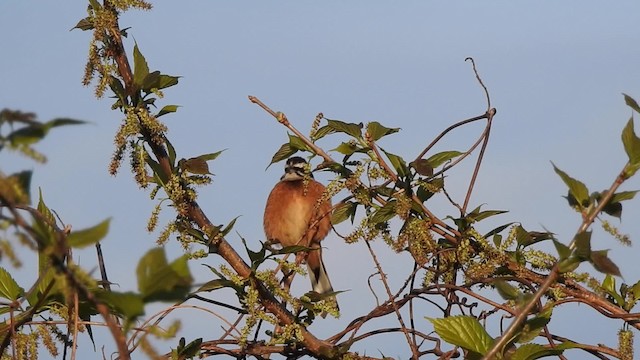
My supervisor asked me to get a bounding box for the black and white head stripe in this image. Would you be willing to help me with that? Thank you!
[281,156,313,180]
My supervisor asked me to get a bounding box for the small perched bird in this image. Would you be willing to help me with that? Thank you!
[263,156,337,307]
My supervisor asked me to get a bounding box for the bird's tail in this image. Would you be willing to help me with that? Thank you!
[307,250,339,313]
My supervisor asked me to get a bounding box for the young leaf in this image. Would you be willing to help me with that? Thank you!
[516,306,552,343]
[195,279,237,293]
[165,137,177,168]
[133,43,150,87]
[181,158,210,175]
[494,280,519,300]
[624,93,640,113]
[331,201,357,225]
[268,143,297,168]
[197,150,225,162]
[137,248,193,302]
[370,200,397,224]
[573,231,592,261]
[0,268,24,301]
[428,316,494,355]
[557,256,581,273]
[67,218,111,248]
[410,159,433,176]
[95,290,144,321]
[511,343,565,360]
[332,142,360,156]
[33,189,57,247]
[602,274,625,306]
[425,150,463,169]
[381,149,408,177]
[621,117,640,177]
[326,119,363,138]
[552,240,571,260]
[366,121,400,141]
[552,163,590,207]
[591,250,621,277]
[312,124,336,141]
[157,105,180,117]
[288,134,311,152]
[484,223,515,239]
[156,74,180,90]
[72,17,94,31]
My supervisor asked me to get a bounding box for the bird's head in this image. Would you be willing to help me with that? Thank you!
[281,156,313,181]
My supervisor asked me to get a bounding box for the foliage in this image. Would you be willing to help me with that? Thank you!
[0,1,639,359]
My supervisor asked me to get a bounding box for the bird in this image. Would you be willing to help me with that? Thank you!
[263,156,337,309]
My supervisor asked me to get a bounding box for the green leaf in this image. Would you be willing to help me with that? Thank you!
[331,201,357,225]
[268,143,297,167]
[0,268,23,301]
[175,337,202,358]
[312,124,336,141]
[195,279,237,293]
[621,117,640,178]
[573,231,591,261]
[95,290,144,321]
[494,280,519,300]
[180,158,210,175]
[165,137,177,168]
[624,93,640,113]
[425,150,464,169]
[602,274,625,306]
[332,142,360,156]
[43,118,86,130]
[610,190,639,203]
[137,248,193,302]
[552,163,590,207]
[557,256,581,273]
[382,149,408,177]
[511,343,566,360]
[516,306,552,343]
[467,206,508,223]
[288,134,311,152]
[484,223,515,240]
[326,119,363,138]
[0,171,32,205]
[366,121,400,141]
[33,189,56,248]
[370,200,397,224]
[552,240,571,260]
[602,201,622,219]
[590,249,621,277]
[630,280,640,301]
[428,316,494,355]
[72,17,94,31]
[157,105,180,117]
[197,150,225,162]
[156,74,180,90]
[220,216,239,237]
[142,70,161,90]
[410,159,433,176]
[67,218,110,248]
[88,0,101,10]
[133,43,150,87]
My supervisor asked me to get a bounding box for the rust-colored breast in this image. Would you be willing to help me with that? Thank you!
[263,179,332,247]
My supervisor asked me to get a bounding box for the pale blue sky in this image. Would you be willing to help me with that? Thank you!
[2,1,640,358]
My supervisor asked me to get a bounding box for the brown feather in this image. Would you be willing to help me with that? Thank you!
[263,178,335,298]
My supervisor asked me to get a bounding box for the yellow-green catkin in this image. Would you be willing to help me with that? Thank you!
[619,329,633,360]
